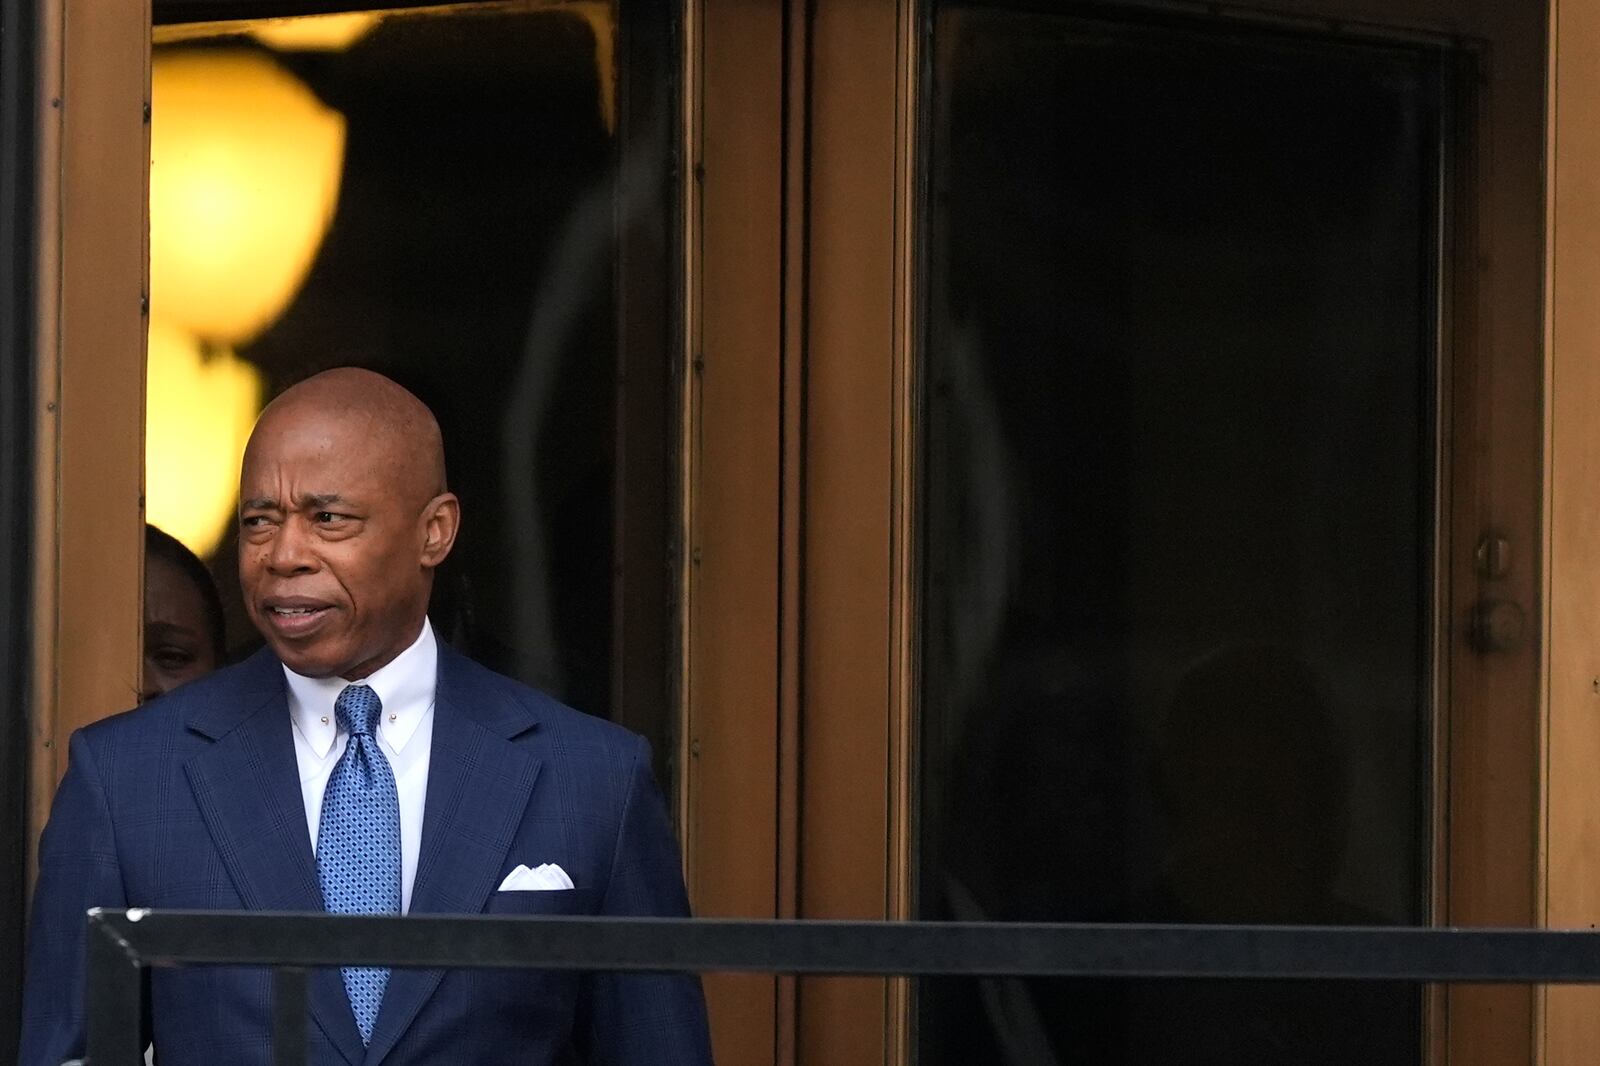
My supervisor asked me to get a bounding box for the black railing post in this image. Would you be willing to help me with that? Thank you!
[84,912,144,1066]
[272,967,308,1066]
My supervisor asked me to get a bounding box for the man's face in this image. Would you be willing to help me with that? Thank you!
[238,409,442,680]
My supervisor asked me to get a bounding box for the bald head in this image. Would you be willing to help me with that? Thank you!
[247,368,447,507]
[237,368,460,680]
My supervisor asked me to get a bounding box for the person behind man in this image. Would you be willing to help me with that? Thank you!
[21,368,714,1065]
[142,524,227,701]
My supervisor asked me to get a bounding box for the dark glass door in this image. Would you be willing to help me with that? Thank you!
[916,8,1445,1063]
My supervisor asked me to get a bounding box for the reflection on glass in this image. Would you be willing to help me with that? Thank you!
[149,48,347,345]
[916,8,1442,1064]
[146,47,340,556]
[147,1,677,768]
[249,12,382,51]
[145,320,263,558]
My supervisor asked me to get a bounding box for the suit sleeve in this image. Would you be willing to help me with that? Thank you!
[18,728,128,1066]
[580,736,715,1066]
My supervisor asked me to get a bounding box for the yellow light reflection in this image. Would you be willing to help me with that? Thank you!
[251,12,381,52]
[146,319,265,558]
[150,49,346,345]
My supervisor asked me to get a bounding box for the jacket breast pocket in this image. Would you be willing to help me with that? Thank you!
[483,887,597,916]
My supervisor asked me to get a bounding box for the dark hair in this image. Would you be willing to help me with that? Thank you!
[145,524,227,661]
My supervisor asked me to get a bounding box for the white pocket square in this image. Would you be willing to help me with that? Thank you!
[498,863,575,891]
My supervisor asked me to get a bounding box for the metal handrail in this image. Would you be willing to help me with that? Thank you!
[79,908,1600,1065]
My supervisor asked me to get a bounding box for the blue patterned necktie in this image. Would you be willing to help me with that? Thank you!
[316,683,401,1045]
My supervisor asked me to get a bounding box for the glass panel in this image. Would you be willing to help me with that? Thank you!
[916,7,1442,1063]
[145,0,680,780]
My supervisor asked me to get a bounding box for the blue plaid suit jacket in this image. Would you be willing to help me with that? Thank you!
[20,642,714,1066]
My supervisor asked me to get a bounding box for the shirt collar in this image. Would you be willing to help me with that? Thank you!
[284,619,438,759]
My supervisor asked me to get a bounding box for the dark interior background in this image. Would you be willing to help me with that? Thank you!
[0,0,41,1045]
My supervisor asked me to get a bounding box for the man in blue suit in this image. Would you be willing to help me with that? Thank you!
[21,368,714,1065]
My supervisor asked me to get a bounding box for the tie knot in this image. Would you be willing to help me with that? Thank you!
[335,684,383,737]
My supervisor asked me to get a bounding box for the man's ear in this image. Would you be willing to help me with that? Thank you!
[420,492,461,569]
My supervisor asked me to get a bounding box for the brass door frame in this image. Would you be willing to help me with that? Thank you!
[793,0,919,1063]
[28,0,150,852]
[1539,0,1600,1059]
[681,2,1550,1065]
[683,3,921,1063]
[681,0,786,1062]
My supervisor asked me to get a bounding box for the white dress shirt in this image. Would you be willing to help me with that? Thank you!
[286,619,437,914]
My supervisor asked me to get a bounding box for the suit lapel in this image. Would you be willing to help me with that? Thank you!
[182,648,366,1066]
[364,644,542,1066]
